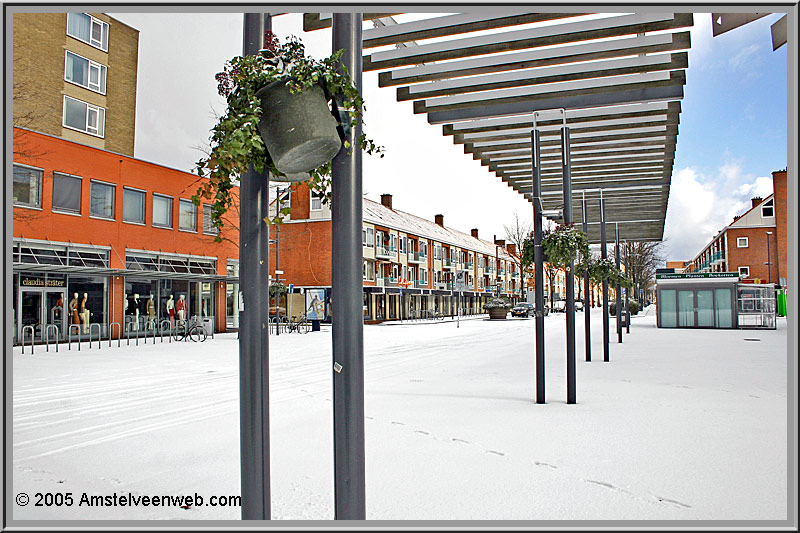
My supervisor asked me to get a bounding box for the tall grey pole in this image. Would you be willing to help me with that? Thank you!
[581,195,591,362]
[532,128,545,404]
[624,242,630,334]
[275,220,280,335]
[561,125,575,404]
[615,224,622,343]
[240,12,271,521]
[331,13,366,520]
[600,194,609,362]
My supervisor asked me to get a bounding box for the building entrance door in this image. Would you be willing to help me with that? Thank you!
[19,289,66,342]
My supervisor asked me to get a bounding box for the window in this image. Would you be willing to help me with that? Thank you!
[52,172,81,213]
[363,260,375,281]
[152,194,173,228]
[399,236,406,254]
[366,228,374,247]
[64,51,107,93]
[203,205,219,235]
[13,165,42,207]
[761,199,774,218]
[90,180,115,219]
[63,96,105,137]
[179,199,197,231]
[67,13,109,51]
[738,266,750,278]
[311,192,323,211]
[122,188,145,224]
[737,237,749,248]
[434,244,441,260]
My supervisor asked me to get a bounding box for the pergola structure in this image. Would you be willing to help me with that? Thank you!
[240,11,693,521]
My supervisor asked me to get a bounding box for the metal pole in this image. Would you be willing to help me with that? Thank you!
[331,13,366,520]
[275,220,280,336]
[624,242,630,334]
[600,193,609,362]
[766,232,772,284]
[532,127,545,404]
[615,224,622,343]
[239,12,271,521]
[561,124,575,404]
[581,194,591,362]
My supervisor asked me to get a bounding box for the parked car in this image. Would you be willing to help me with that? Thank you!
[574,299,584,311]
[553,299,567,312]
[511,303,535,317]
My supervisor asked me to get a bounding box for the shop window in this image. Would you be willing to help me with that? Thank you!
[737,237,748,248]
[67,275,107,330]
[90,180,115,219]
[13,165,42,208]
[123,188,146,224]
[153,194,173,228]
[738,266,750,278]
[52,172,81,214]
[65,51,107,93]
[179,199,197,231]
[67,13,109,51]
[761,199,774,218]
[63,95,105,137]
[203,204,219,235]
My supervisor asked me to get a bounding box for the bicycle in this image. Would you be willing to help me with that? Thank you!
[172,316,207,342]
[285,315,311,334]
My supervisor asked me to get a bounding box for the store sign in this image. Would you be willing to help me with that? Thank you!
[656,272,739,280]
[21,277,66,288]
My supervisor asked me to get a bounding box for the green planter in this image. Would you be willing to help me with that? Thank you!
[256,79,342,177]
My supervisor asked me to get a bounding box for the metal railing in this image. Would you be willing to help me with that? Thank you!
[109,322,122,347]
[44,325,59,352]
[408,251,427,263]
[21,325,36,354]
[90,323,102,349]
[68,324,81,351]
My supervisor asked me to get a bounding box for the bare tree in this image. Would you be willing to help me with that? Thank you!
[611,240,666,304]
[504,211,532,298]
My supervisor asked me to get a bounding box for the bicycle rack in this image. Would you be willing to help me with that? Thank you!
[21,325,35,355]
[160,320,172,343]
[68,324,81,351]
[90,323,102,349]
[109,322,121,348]
[44,324,59,352]
[147,323,157,344]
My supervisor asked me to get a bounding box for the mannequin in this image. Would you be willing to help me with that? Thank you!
[133,293,140,331]
[147,294,156,329]
[166,295,175,326]
[175,294,187,321]
[80,292,89,333]
[69,293,79,325]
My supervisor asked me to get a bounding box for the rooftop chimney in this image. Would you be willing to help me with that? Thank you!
[435,214,444,227]
[380,193,393,210]
[494,238,505,247]
[751,196,762,208]
[507,243,517,255]
[471,228,479,238]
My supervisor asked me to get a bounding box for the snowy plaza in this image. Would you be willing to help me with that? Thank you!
[11,307,788,521]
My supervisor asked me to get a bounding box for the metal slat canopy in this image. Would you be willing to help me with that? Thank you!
[304,11,692,243]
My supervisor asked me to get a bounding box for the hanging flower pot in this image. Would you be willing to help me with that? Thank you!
[255,78,342,176]
[193,32,385,236]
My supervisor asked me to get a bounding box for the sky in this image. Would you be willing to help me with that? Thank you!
[108,10,789,264]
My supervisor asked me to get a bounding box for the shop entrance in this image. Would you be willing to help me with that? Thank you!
[18,289,66,341]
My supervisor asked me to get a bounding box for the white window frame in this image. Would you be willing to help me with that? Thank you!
[179,199,198,232]
[89,179,115,220]
[761,199,774,218]
[737,237,749,248]
[64,50,107,94]
[363,259,375,281]
[152,193,173,228]
[13,163,43,209]
[366,228,374,248]
[399,236,406,254]
[203,204,219,235]
[122,186,146,225]
[63,95,105,137]
[310,192,323,211]
[67,13,109,51]
[51,172,82,214]
[738,266,750,278]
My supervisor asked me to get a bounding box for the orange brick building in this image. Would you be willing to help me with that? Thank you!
[687,170,788,286]
[12,129,240,343]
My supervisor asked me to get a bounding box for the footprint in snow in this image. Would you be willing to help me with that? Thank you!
[654,495,692,509]
[534,461,557,469]
[452,438,470,444]
[391,421,405,426]
[486,450,505,456]
[414,430,430,435]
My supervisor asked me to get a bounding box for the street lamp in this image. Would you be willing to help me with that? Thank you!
[765,231,773,284]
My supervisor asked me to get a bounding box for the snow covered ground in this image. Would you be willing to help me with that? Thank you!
[11,307,789,521]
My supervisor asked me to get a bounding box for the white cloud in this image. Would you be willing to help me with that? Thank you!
[729,43,761,71]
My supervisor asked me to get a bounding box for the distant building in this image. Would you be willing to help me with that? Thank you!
[686,170,788,287]
[665,261,689,273]
[13,12,139,155]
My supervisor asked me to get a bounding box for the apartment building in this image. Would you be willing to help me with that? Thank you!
[268,184,524,322]
[686,170,788,287]
[13,12,138,155]
[12,129,240,344]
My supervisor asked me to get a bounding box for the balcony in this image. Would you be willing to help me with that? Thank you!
[414,280,427,288]
[485,265,494,273]
[377,276,398,287]
[408,251,427,264]
[443,258,456,269]
[511,271,519,278]
[375,245,397,261]
[463,261,474,270]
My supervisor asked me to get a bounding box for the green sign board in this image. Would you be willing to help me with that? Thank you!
[656,272,739,280]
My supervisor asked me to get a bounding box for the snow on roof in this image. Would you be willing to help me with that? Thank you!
[363,199,516,260]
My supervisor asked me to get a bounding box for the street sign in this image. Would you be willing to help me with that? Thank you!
[289,284,294,292]
[454,271,467,292]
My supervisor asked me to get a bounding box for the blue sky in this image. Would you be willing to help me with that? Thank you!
[111,12,790,264]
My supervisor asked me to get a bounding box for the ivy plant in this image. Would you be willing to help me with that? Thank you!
[541,223,590,272]
[193,31,384,239]
[483,296,514,310]
[588,258,634,289]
